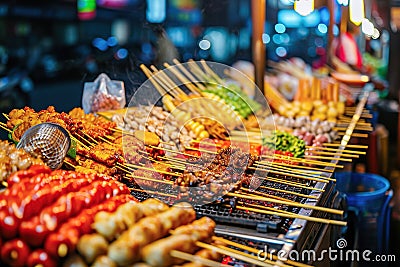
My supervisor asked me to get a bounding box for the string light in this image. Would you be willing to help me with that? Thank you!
[294,0,314,16]
[349,0,365,26]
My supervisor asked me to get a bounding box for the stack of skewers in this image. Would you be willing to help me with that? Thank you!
[0,59,375,267]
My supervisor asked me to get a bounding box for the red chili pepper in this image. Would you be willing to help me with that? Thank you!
[0,238,31,267]
[26,249,57,267]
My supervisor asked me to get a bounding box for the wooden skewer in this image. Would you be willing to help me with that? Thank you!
[164,62,202,96]
[75,133,96,147]
[71,136,90,151]
[241,187,318,201]
[254,163,330,179]
[173,58,207,91]
[196,241,276,267]
[270,161,334,173]
[116,165,131,174]
[235,205,346,226]
[82,132,99,145]
[170,250,228,267]
[149,66,182,100]
[337,132,369,138]
[140,64,169,97]
[190,139,222,147]
[306,150,359,158]
[148,145,196,157]
[305,146,366,155]
[214,245,290,267]
[239,189,297,204]
[126,174,174,185]
[99,136,115,146]
[200,59,225,85]
[249,167,332,183]
[130,188,177,198]
[228,192,343,215]
[303,154,353,162]
[322,143,368,149]
[145,156,186,171]
[122,162,181,177]
[188,59,209,81]
[263,162,324,175]
[257,186,319,199]
[333,126,373,132]
[212,236,313,267]
[63,160,76,169]
[260,154,344,168]
[2,113,10,120]
[185,146,218,154]
[1,181,8,187]
[151,64,188,97]
[0,123,11,133]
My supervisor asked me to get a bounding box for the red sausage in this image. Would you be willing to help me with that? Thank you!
[0,238,31,267]
[6,165,51,187]
[44,194,136,259]
[26,249,57,267]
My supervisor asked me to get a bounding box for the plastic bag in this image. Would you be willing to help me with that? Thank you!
[82,73,126,113]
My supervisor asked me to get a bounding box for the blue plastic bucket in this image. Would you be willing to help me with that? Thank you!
[335,172,391,253]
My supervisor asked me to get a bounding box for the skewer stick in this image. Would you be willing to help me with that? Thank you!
[239,189,297,203]
[333,126,373,131]
[185,146,218,154]
[190,139,222,147]
[302,154,353,162]
[1,181,8,187]
[263,162,323,175]
[306,150,359,158]
[122,162,181,177]
[213,245,291,267]
[241,187,318,201]
[170,250,228,267]
[164,62,201,95]
[270,161,334,173]
[99,136,115,146]
[130,188,177,198]
[235,205,346,226]
[63,160,76,169]
[70,136,90,151]
[255,163,329,178]
[151,64,188,97]
[256,175,324,192]
[75,133,96,147]
[257,186,319,199]
[0,123,11,133]
[228,192,344,215]
[140,64,169,97]
[148,145,197,157]
[82,132,99,145]
[305,146,366,155]
[149,66,182,100]
[126,174,174,185]
[2,113,10,120]
[200,59,225,85]
[196,242,276,267]
[260,154,343,168]
[173,58,207,91]
[337,132,369,138]
[250,166,332,183]
[145,156,186,171]
[212,236,313,267]
[322,143,368,149]
[188,59,209,81]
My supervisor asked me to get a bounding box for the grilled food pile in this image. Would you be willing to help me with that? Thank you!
[6,107,116,142]
[0,140,44,184]
[0,165,218,267]
[112,106,195,152]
